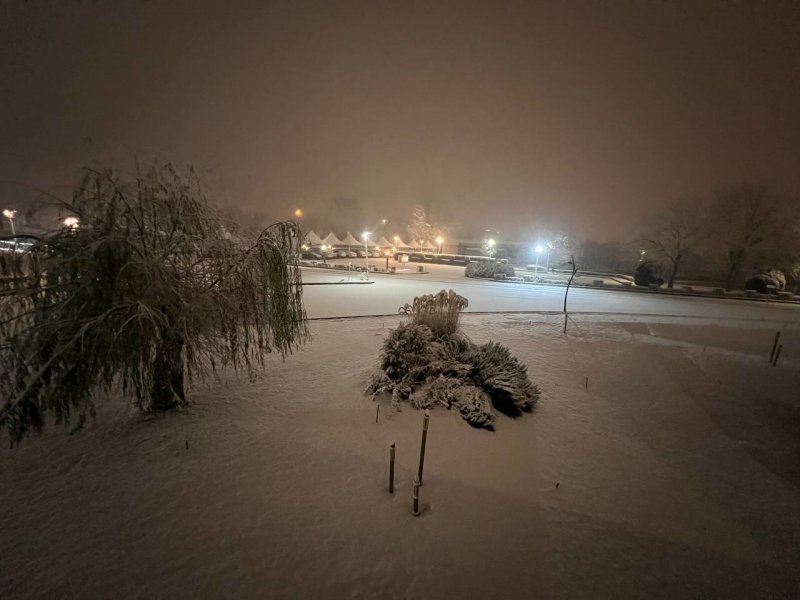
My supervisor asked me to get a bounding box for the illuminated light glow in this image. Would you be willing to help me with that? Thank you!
[63,216,80,229]
[487,238,496,247]
[535,244,545,253]
[294,208,303,218]
[362,231,370,241]
[2,209,16,219]
[435,236,444,245]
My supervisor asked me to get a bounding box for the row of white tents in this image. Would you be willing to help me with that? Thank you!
[303,230,437,251]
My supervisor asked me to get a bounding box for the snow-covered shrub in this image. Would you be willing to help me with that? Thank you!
[745,268,786,293]
[465,260,515,279]
[634,261,664,287]
[398,289,469,336]
[470,341,538,416]
[366,291,539,430]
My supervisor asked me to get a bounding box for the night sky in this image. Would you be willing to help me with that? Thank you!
[2,0,799,241]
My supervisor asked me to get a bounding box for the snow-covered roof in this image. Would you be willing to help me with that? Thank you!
[340,232,361,246]
[305,230,323,245]
[376,236,392,248]
[393,237,407,248]
[321,232,342,246]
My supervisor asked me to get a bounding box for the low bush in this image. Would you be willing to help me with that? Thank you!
[745,268,786,293]
[634,261,664,287]
[366,291,539,430]
[465,261,515,279]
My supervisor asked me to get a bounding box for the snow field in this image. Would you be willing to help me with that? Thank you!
[1,314,799,598]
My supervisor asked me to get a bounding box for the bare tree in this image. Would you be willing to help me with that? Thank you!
[642,198,706,288]
[710,183,781,290]
[0,162,308,444]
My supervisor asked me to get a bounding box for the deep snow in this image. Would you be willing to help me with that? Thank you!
[1,314,799,598]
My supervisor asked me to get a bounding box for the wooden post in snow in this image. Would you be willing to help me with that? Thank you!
[418,410,430,485]
[772,344,783,367]
[769,331,781,363]
[389,441,395,494]
[412,475,421,516]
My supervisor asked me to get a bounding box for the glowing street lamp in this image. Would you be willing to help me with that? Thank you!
[362,231,371,278]
[62,216,79,229]
[435,236,444,254]
[533,244,544,276]
[320,244,328,263]
[293,208,304,218]
[2,209,17,235]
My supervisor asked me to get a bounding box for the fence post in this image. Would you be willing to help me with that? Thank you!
[418,410,430,485]
[412,475,420,516]
[772,344,783,367]
[389,441,395,494]
[769,331,781,363]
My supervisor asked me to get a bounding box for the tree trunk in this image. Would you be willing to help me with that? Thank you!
[667,256,681,289]
[151,325,186,411]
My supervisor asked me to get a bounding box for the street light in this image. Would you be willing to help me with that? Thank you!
[294,208,304,218]
[62,216,79,229]
[362,231,371,278]
[534,244,544,277]
[2,209,16,235]
[435,236,444,254]
[320,244,328,263]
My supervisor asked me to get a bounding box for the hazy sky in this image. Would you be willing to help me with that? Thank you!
[2,0,799,241]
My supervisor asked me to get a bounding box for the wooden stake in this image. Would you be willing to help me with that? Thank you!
[389,441,395,494]
[769,331,781,363]
[772,344,783,367]
[418,410,430,486]
[412,475,420,516]
[375,403,380,423]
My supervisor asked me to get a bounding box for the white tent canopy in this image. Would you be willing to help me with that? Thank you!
[305,230,323,245]
[376,236,392,248]
[321,232,342,246]
[340,232,361,247]
[407,239,419,249]
[393,237,407,249]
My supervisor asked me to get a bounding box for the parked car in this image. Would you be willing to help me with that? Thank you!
[300,251,322,260]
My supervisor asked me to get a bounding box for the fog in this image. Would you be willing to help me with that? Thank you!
[2,0,800,241]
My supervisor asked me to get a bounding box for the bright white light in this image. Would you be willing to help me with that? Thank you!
[2,209,16,219]
[381,219,387,224]
[435,236,444,245]
[487,238,496,247]
[535,244,545,253]
[63,216,79,229]
[362,231,370,241]
[320,244,328,251]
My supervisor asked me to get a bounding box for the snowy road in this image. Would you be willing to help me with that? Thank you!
[302,266,800,324]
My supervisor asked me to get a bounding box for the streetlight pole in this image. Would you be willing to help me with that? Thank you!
[534,244,544,278]
[362,231,370,278]
[2,209,16,235]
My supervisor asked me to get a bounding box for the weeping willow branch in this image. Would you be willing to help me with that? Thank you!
[0,162,308,445]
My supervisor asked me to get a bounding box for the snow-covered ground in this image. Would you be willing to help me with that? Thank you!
[2,314,799,598]
[302,266,800,324]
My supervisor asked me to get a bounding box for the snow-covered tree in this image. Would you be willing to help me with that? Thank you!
[0,163,308,444]
[642,197,706,288]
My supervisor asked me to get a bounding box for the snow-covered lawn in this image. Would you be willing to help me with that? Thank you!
[2,315,799,598]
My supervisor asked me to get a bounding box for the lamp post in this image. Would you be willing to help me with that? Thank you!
[435,236,444,254]
[3,209,16,235]
[320,244,328,264]
[62,216,79,229]
[546,242,553,273]
[534,244,544,277]
[362,231,371,278]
